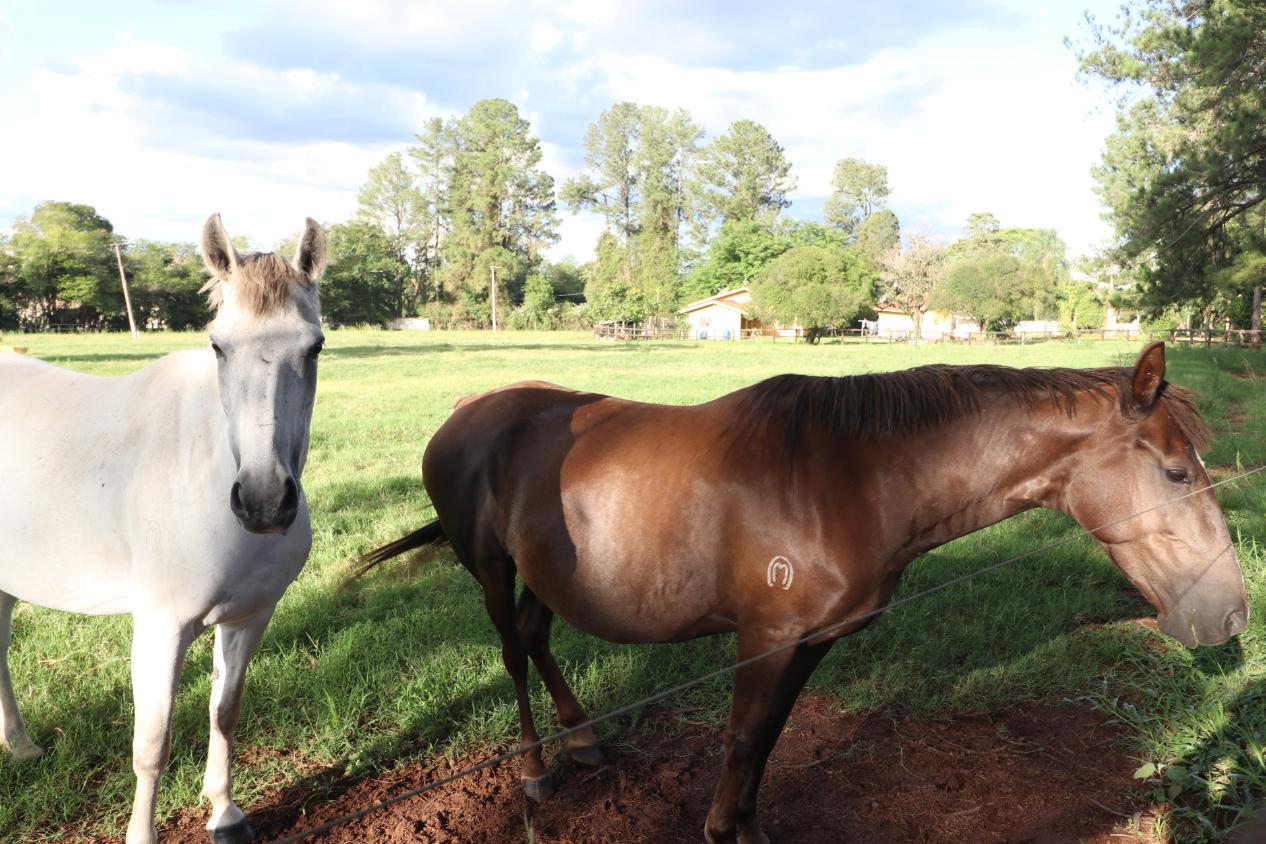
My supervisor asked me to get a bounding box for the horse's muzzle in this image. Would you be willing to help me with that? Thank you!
[1158,601,1248,648]
[229,476,299,534]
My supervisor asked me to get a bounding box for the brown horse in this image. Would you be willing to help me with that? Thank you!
[361,341,1247,843]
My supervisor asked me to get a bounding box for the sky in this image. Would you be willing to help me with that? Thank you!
[0,0,1126,262]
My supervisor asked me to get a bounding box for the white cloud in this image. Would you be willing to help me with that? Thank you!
[530,22,562,53]
[0,37,404,248]
[580,17,1114,257]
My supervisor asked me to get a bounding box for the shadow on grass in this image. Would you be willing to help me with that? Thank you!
[38,352,178,364]
[325,342,700,359]
[1161,678,1266,841]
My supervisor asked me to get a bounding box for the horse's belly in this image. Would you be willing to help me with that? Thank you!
[0,459,133,612]
[0,520,132,614]
[519,546,729,644]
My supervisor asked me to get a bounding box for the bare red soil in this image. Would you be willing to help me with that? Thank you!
[158,692,1158,843]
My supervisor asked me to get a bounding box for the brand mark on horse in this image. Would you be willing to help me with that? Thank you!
[767,556,794,591]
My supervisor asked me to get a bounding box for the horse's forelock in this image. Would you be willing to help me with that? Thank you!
[202,252,316,317]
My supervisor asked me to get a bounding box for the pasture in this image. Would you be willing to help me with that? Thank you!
[1,330,1264,842]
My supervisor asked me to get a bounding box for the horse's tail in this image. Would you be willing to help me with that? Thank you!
[352,519,449,580]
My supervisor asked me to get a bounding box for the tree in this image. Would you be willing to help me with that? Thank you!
[1075,0,1266,337]
[438,99,559,310]
[824,158,890,234]
[681,220,789,302]
[560,102,642,238]
[998,227,1069,320]
[855,210,901,265]
[410,116,456,307]
[948,215,1069,321]
[696,119,796,224]
[932,252,1025,330]
[965,212,1001,240]
[125,241,209,330]
[583,231,640,321]
[563,103,704,316]
[1059,280,1108,331]
[510,271,558,329]
[0,233,18,329]
[357,151,428,316]
[320,221,402,326]
[751,244,872,342]
[542,258,586,300]
[8,201,119,329]
[877,234,947,339]
[632,105,704,315]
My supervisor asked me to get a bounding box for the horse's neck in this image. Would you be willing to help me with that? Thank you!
[134,350,234,477]
[873,393,1105,563]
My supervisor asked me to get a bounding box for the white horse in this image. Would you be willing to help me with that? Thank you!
[0,214,326,843]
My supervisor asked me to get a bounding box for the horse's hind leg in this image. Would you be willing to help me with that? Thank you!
[516,588,605,767]
[479,559,553,800]
[0,592,43,760]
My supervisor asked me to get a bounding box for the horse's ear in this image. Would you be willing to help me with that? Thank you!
[1131,340,1166,409]
[200,213,241,282]
[292,218,327,284]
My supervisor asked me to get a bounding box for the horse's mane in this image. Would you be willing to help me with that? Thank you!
[201,252,309,316]
[735,364,1211,454]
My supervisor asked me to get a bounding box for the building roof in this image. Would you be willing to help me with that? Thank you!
[678,286,751,315]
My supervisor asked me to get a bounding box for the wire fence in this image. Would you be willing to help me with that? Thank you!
[272,463,1266,843]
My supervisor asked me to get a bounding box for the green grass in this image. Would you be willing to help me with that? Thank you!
[0,330,1263,841]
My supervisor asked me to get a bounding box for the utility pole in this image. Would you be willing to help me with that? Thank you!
[112,239,139,339]
[490,264,499,333]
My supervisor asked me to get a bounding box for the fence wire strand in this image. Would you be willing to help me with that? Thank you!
[271,463,1266,843]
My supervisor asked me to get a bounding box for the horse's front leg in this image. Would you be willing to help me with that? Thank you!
[704,636,833,844]
[127,614,198,844]
[0,592,43,760]
[202,611,272,844]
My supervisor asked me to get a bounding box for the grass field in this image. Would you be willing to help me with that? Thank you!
[1,329,1264,841]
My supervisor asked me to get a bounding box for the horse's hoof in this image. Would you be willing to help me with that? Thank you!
[10,740,44,761]
[705,820,767,844]
[568,742,607,767]
[521,773,555,803]
[209,818,256,844]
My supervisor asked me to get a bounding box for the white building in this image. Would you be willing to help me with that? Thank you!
[678,287,803,340]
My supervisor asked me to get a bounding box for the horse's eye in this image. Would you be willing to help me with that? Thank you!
[211,342,225,359]
[1165,467,1190,484]
[307,341,324,359]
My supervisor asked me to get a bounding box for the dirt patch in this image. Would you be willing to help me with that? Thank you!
[157,692,1158,843]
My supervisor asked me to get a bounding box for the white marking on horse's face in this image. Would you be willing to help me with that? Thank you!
[767,556,794,591]
[209,286,323,534]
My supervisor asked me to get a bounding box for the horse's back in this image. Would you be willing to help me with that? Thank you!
[453,379,578,410]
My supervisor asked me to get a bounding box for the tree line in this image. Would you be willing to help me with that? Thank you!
[3,99,1117,335]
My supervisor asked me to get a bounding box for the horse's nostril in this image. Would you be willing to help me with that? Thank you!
[280,477,298,513]
[229,482,246,518]
[1225,609,1248,637]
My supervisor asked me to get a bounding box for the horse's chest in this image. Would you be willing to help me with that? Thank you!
[129,516,311,623]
